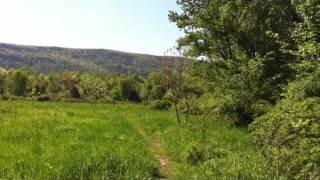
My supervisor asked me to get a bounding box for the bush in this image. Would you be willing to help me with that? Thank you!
[185,142,227,165]
[286,68,320,101]
[250,98,320,179]
[0,94,10,100]
[151,100,172,110]
[203,95,272,127]
[36,95,51,102]
[251,100,272,119]
[209,93,255,126]
[179,97,202,116]
[8,70,28,96]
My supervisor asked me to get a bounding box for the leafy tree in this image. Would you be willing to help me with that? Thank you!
[8,70,28,96]
[250,9,320,175]
[106,76,120,106]
[0,68,8,94]
[291,0,320,61]
[141,72,166,107]
[27,72,48,97]
[169,0,299,60]
[78,74,108,105]
[141,77,153,107]
[61,71,80,99]
[47,73,62,96]
[169,0,301,125]
[179,75,203,125]
[162,48,186,125]
[118,75,141,102]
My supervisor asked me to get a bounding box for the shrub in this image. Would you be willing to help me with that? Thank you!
[251,100,272,119]
[151,100,172,110]
[8,70,28,96]
[36,95,50,102]
[0,68,8,94]
[0,94,10,100]
[286,68,320,101]
[185,142,226,165]
[250,98,320,179]
[186,146,205,165]
[179,97,202,116]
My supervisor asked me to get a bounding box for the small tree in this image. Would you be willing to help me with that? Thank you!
[0,68,8,94]
[61,71,80,99]
[47,73,62,96]
[162,47,187,125]
[107,76,120,107]
[118,75,141,102]
[8,70,28,96]
[91,78,108,106]
[142,72,166,108]
[141,78,153,108]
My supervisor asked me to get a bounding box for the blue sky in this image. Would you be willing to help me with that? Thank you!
[0,0,183,55]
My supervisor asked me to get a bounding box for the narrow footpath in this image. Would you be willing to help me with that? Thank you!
[138,129,175,179]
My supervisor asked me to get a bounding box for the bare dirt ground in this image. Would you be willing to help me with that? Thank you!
[149,138,173,179]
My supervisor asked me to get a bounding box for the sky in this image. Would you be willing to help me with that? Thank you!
[0,0,183,55]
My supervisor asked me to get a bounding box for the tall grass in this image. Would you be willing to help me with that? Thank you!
[0,100,266,179]
[0,101,156,179]
[130,109,266,179]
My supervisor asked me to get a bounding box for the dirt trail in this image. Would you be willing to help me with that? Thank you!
[150,138,173,179]
[138,130,174,179]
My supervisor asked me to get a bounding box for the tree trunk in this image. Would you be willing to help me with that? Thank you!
[185,102,190,126]
[173,98,181,125]
[149,96,152,109]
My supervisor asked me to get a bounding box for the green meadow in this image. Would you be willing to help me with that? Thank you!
[0,100,265,179]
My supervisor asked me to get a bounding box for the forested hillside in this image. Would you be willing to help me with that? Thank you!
[0,43,184,75]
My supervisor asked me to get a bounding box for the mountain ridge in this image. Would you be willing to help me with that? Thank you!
[0,42,185,75]
[0,42,165,57]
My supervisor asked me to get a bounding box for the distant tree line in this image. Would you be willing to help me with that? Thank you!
[0,67,203,115]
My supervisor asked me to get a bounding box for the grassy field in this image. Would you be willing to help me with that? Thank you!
[0,100,265,179]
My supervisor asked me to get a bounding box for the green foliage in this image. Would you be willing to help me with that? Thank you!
[141,72,168,108]
[79,74,108,103]
[8,70,28,96]
[169,0,299,60]
[170,0,299,125]
[291,0,320,61]
[179,97,201,116]
[47,73,62,95]
[286,65,320,101]
[190,56,277,125]
[151,100,172,110]
[0,68,8,94]
[132,109,266,179]
[169,1,320,178]
[185,142,226,165]
[0,68,164,104]
[61,71,80,99]
[119,75,142,102]
[250,66,320,179]
[250,98,320,179]
[36,94,50,102]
